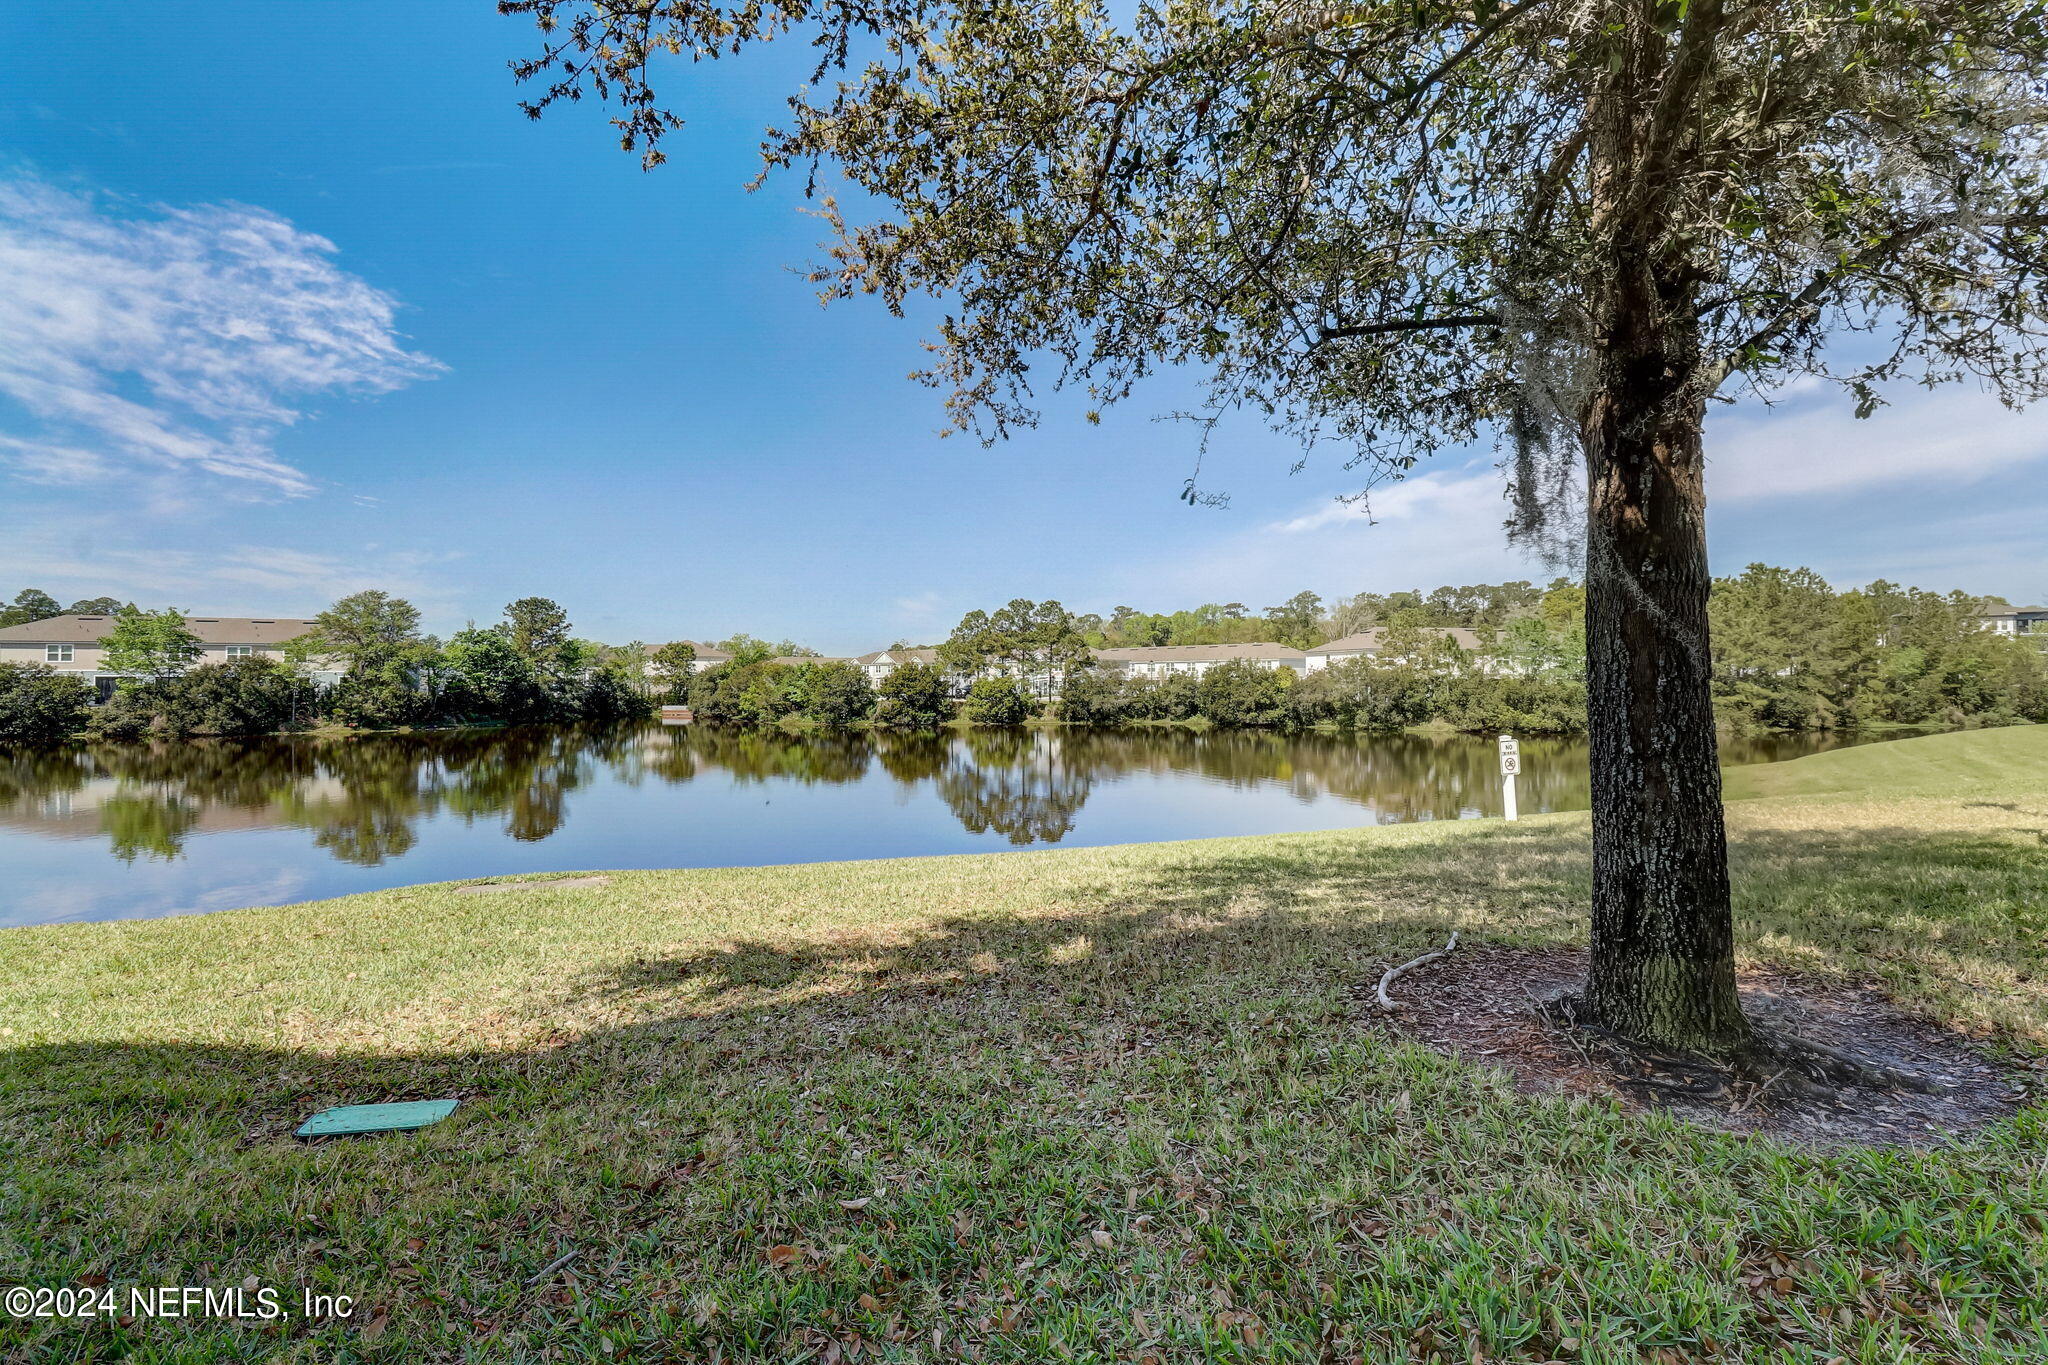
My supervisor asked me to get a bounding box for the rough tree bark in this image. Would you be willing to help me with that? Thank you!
[1575,244,1752,1057]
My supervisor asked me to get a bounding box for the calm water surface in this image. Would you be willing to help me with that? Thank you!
[0,723,1871,926]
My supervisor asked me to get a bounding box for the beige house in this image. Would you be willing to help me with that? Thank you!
[0,614,336,699]
[1094,642,1310,678]
[1304,627,1498,673]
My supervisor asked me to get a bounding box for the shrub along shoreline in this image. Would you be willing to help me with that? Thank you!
[6,647,2034,750]
[673,652,1594,736]
[0,594,655,746]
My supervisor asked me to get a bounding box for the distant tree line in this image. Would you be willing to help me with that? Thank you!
[1076,568,2047,732]
[1707,568,2047,732]
[3,567,2042,746]
[1076,583,1568,651]
[0,589,133,627]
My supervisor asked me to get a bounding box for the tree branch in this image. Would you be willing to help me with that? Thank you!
[1318,313,1501,342]
[1395,0,1554,108]
[1708,211,2048,385]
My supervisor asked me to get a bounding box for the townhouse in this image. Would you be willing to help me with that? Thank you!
[648,629,1515,692]
[1303,627,1494,672]
[1092,642,1310,678]
[0,614,339,700]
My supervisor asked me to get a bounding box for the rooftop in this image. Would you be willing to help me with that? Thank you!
[1309,627,1487,654]
[856,647,942,666]
[0,614,322,646]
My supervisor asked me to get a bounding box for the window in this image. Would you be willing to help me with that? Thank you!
[226,645,254,659]
[46,643,73,663]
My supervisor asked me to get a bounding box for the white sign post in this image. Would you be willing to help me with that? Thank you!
[1498,734,1520,821]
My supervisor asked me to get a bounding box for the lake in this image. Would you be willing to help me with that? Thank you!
[0,723,1871,927]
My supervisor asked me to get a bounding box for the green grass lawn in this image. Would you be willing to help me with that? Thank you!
[3,728,2046,1363]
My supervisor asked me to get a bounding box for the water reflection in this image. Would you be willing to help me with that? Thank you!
[0,723,1870,925]
[936,730,1096,844]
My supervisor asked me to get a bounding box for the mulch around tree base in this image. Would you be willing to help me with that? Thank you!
[1367,946,2040,1148]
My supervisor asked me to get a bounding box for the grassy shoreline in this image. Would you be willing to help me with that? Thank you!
[4,728,2046,1361]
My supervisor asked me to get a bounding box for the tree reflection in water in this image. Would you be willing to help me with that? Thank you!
[936,729,1094,845]
[0,722,1856,871]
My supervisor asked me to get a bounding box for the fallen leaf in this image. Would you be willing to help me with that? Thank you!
[1090,1229,1113,1249]
[766,1245,804,1266]
[839,1197,872,1211]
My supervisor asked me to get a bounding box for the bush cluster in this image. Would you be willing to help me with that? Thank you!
[961,676,1038,725]
[687,659,884,729]
[88,658,318,740]
[871,662,952,731]
[1058,657,1589,734]
[0,663,93,744]
[0,647,657,747]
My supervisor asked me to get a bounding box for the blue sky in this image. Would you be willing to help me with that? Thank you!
[2,2,2043,654]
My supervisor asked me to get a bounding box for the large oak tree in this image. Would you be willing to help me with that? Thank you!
[505,0,2048,1058]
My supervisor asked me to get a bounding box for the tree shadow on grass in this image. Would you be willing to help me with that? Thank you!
[580,820,1589,1018]
[1962,801,2048,844]
[573,817,2047,1045]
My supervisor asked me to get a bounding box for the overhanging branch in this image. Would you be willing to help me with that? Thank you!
[1708,210,2048,386]
[1317,312,1501,342]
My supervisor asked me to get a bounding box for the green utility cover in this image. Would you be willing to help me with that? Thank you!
[296,1099,458,1138]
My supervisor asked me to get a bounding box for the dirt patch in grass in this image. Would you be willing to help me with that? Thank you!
[1374,945,2038,1148]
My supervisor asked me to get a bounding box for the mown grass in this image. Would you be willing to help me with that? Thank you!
[3,728,2046,1363]
[1721,724,2047,802]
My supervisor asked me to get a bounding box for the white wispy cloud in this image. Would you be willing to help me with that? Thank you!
[0,173,441,495]
[1158,380,2048,607]
[1269,467,1514,536]
[0,524,463,616]
[891,589,944,622]
[1709,383,2047,502]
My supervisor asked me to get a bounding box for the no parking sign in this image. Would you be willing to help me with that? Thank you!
[1498,734,1520,819]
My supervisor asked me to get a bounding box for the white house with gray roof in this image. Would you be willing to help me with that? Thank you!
[1093,642,1310,677]
[1976,604,2048,642]
[1305,627,1502,673]
[854,647,946,684]
[640,641,734,681]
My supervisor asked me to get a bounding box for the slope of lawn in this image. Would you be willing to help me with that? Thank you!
[2,729,2046,1363]
[1723,722,2047,801]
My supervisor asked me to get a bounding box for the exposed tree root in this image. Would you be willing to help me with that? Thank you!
[1743,1025,1947,1096]
[1376,932,1460,1010]
[1538,991,1947,1107]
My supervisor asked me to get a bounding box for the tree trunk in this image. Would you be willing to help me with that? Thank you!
[1577,275,1751,1057]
